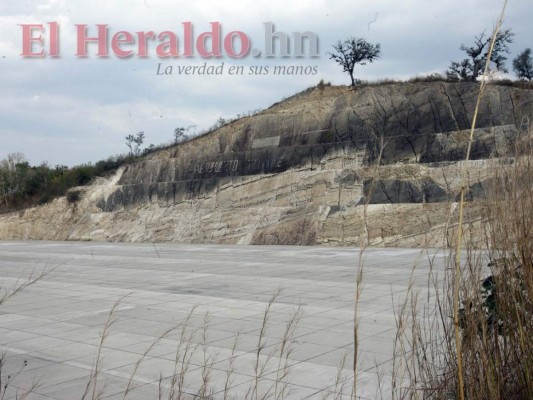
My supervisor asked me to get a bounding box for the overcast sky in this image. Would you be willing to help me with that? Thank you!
[1,0,531,166]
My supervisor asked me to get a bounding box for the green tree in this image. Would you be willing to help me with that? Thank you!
[0,153,27,206]
[513,48,533,81]
[329,37,381,87]
[125,131,145,156]
[447,29,514,81]
[173,127,190,145]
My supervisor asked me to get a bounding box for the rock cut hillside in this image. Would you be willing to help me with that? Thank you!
[1,81,532,246]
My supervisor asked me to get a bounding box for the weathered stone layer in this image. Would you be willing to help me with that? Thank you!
[1,82,531,246]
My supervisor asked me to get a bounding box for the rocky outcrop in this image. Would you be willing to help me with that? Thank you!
[0,82,531,246]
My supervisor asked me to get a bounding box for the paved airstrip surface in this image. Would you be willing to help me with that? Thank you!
[0,241,448,399]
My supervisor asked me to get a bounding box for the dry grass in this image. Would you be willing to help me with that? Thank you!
[388,132,532,400]
[0,267,53,399]
[0,268,51,307]
[70,291,307,400]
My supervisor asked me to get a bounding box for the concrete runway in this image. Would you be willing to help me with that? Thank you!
[0,241,447,399]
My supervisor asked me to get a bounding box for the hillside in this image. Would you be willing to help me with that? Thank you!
[0,81,532,246]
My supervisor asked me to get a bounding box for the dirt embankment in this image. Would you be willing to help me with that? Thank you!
[1,82,531,246]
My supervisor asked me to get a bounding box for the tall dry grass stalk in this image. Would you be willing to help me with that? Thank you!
[0,267,53,399]
[353,132,388,397]
[74,290,307,400]
[0,267,51,307]
[390,126,533,400]
[475,131,533,398]
[453,2,508,399]
[385,5,532,399]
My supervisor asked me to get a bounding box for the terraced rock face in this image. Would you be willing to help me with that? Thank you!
[1,82,532,246]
